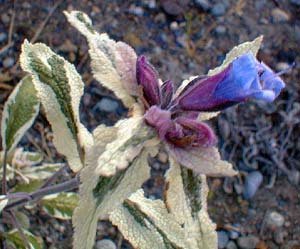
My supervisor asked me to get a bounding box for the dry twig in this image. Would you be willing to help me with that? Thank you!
[30,0,63,43]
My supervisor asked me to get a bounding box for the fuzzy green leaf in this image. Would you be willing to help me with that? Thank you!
[164,158,217,249]
[95,113,157,176]
[64,11,138,107]
[20,163,64,181]
[72,124,158,249]
[6,229,43,249]
[110,190,187,249]
[15,211,30,229]
[41,192,79,220]
[20,40,92,172]
[111,158,217,249]
[1,76,39,153]
[14,179,43,193]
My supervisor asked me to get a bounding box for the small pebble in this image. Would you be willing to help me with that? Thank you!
[255,0,267,10]
[170,21,179,30]
[3,57,15,68]
[266,211,285,228]
[294,25,300,40]
[161,0,187,15]
[218,231,229,249]
[154,13,166,23]
[1,13,10,24]
[226,241,238,249]
[152,162,161,170]
[147,0,156,9]
[290,0,300,6]
[0,32,7,43]
[211,3,226,16]
[195,0,211,11]
[271,8,290,23]
[211,178,222,190]
[96,98,119,112]
[96,239,117,249]
[223,177,234,194]
[176,34,187,47]
[276,62,290,71]
[284,220,291,227]
[158,152,168,163]
[215,25,227,35]
[243,171,263,199]
[59,39,77,53]
[129,5,144,16]
[233,181,243,195]
[237,236,259,249]
[229,230,239,240]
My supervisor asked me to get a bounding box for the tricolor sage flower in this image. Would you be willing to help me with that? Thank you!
[61,12,289,249]
[137,52,285,174]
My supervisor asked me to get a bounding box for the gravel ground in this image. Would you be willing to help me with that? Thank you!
[0,0,300,248]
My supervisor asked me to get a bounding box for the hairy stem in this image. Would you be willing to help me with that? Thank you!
[2,150,8,195]
[5,176,79,210]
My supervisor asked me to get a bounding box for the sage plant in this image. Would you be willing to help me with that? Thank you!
[0,10,287,249]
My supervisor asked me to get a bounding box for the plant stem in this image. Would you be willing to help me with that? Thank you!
[5,176,79,210]
[41,164,68,188]
[2,150,8,195]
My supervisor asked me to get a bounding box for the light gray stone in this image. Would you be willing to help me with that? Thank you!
[237,236,259,249]
[96,239,117,249]
[211,3,226,16]
[266,211,285,228]
[97,98,119,112]
[218,231,229,249]
[3,57,15,68]
[195,0,211,11]
[271,8,290,23]
[226,241,238,249]
[243,171,263,199]
[0,32,7,43]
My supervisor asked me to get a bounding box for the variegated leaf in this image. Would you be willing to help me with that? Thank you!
[165,158,218,249]
[11,148,43,168]
[110,190,187,249]
[167,145,237,177]
[1,76,39,153]
[20,40,92,172]
[73,124,159,249]
[15,211,30,229]
[110,201,166,249]
[41,192,79,220]
[6,229,43,249]
[0,195,8,214]
[14,179,43,193]
[95,114,157,176]
[208,36,263,76]
[111,160,218,249]
[0,160,15,180]
[64,11,137,107]
[20,163,64,181]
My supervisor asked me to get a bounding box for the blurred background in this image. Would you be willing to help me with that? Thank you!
[0,0,299,248]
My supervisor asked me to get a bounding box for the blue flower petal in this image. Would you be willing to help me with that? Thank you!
[214,53,260,100]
